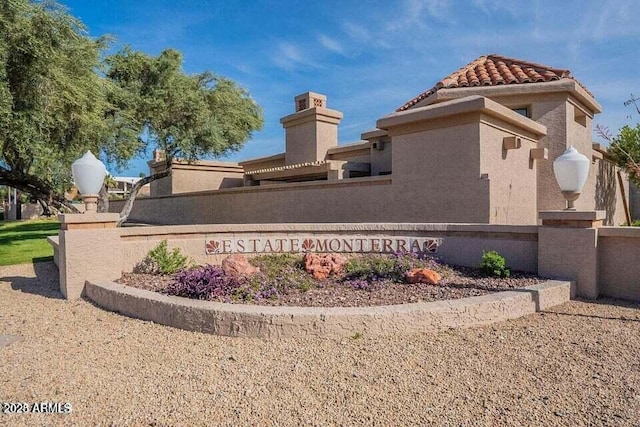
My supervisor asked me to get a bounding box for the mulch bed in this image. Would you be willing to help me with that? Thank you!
[117,266,546,308]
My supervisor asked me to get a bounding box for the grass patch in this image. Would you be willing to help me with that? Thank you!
[0,219,60,266]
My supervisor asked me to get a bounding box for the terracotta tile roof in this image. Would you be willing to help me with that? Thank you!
[397,54,588,112]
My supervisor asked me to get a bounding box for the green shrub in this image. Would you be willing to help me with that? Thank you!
[250,254,315,293]
[136,240,190,275]
[480,250,510,278]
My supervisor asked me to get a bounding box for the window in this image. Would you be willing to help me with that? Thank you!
[512,107,530,118]
[574,106,587,127]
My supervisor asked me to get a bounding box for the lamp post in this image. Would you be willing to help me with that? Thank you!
[552,146,590,210]
[71,151,107,213]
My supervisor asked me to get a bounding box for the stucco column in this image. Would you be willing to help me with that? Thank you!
[538,210,605,299]
[57,213,122,300]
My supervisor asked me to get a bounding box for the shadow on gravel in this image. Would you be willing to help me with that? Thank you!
[542,298,640,323]
[0,261,63,300]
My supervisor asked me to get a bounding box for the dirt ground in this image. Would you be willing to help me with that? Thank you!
[1,262,639,426]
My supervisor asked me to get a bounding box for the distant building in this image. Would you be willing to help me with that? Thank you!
[108,176,150,198]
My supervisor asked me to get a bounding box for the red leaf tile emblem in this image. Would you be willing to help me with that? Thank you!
[301,238,315,252]
[423,239,440,253]
[206,240,220,254]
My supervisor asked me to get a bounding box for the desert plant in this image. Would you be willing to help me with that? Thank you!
[135,240,190,275]
[133,256,161,275]
[343,252,450,283]
[165,264,277,302]
[250,254,315,293]
[480,251,511,278]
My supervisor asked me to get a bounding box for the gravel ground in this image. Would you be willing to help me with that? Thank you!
[1,262,640,426]
[118,267,544,307]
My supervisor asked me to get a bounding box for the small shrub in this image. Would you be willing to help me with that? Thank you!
[143,240,190,275]
[344,254,404,282]
[343,252,451,283]
[479,250,510,278]
[133,257,161,275]
[165,265,278,302]
[250,254,316,293]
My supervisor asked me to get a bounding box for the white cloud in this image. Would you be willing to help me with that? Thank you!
[318,34,346,56]
[272,41,306,71]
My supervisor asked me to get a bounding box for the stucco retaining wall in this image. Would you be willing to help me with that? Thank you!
[84,280,573,339]
[597,227,640,301]
[116,223,539,273]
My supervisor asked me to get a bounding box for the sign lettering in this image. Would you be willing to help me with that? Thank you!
[205,236,442,255]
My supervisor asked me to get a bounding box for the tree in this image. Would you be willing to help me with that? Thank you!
[596,94,640,187]
[105,48,264,225]
[1,1,262,222]
[0,0,136,213]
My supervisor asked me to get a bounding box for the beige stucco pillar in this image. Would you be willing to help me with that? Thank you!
[538,210,605,299]
[58,213,122,300]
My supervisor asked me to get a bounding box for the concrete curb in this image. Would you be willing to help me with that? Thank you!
[84,280,574,339]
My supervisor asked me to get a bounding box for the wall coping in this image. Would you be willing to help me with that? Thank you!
[117,222,541,237]
[58,213,120,223]
[539,210,606,221]
[109,176,392,203]
[377,95,547,137]
[598,226,640,237]
[84,279,573,339]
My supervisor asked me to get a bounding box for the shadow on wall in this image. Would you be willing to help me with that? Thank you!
[595,161,617,226]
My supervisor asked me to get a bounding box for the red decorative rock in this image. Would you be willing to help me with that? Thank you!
[405,268,441,285]
[222,254,260,277]
[303,253,347,280]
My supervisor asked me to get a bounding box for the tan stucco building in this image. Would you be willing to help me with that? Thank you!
[121,54,629,226]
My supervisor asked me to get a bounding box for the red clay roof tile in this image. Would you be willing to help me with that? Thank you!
[397,54,590,112]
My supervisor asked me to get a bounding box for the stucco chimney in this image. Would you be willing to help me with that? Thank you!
[280,92,343,165]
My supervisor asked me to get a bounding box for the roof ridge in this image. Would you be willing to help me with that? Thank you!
[396,54,585,112]
[486,54,571,78]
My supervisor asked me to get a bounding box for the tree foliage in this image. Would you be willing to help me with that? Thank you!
[0,0,117,211]
[0,1,263,221]
[105,48,263,224]
[597,94,640,187]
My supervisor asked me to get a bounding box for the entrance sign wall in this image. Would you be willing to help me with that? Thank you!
[205,236,442,255]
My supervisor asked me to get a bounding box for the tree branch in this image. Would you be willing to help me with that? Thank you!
[117,163,172,226]
[0,169,79,214]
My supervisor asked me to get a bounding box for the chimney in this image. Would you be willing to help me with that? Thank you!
[280,92,343,165]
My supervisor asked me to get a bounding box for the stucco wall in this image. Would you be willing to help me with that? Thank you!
[631,182,640,220]
[116,223,539,274]
[170,164,244,194]
[149,160,244,197]
[598,227,640,300]
[110,177,394,225]
[389,118,491,223]
[479,117,538,225]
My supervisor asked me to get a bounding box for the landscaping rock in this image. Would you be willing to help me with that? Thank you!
[222,254,260,277]
[303,253,347,280]
[406,268,441,285]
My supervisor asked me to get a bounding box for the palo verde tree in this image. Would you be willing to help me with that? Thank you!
[105,48,263,225]
[0,0,138,213]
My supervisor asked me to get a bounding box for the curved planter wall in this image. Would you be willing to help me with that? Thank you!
[85,280,573,339]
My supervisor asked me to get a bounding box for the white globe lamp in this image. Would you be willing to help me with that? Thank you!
[72,151,107,213]
[553,146,590,210]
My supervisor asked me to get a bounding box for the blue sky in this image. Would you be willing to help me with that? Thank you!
[59,0,640,176]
